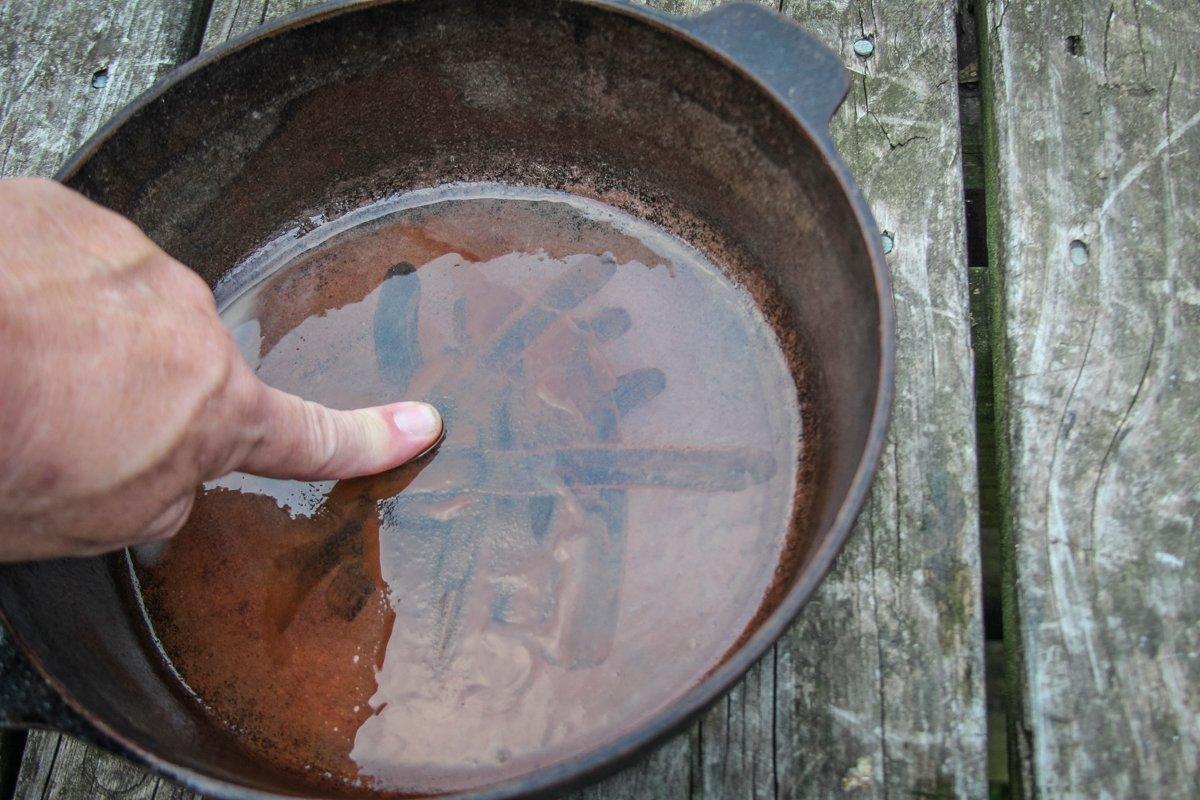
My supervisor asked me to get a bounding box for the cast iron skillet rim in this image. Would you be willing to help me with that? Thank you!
[23,1,897,798]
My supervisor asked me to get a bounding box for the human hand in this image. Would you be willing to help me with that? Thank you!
[0,178,442,561]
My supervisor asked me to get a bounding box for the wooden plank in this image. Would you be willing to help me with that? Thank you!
[0,0,201,178]
[200,0,302,50]
[763,2,986,798]
[981,0,1200,796]
[15,733,168,800]
[0,1,205,798]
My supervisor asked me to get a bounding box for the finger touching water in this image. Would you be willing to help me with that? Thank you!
[0,177,444,560]
[236,382,444,482]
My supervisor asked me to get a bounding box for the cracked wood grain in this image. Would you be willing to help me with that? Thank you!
[765,2,985,798]
[982,0,1200,797]
[0,0,198,178]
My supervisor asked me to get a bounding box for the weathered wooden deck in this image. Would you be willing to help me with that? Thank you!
[0,1,1195,798]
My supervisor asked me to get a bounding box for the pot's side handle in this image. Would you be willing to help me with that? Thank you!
[0,628,92,739]
[675,2,849,133]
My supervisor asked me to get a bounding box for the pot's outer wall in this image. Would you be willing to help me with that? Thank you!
[0,1,888,798]
[0,557,301,791]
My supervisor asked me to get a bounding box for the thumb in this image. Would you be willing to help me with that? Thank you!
[236,383,443,481]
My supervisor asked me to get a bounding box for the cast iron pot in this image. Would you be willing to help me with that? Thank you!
[0,0,894,797]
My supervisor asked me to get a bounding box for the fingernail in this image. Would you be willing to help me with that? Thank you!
[392,402,442,438]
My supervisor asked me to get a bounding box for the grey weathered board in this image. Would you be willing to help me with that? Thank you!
[4,0,985,797]
[981,1,1200,798]
[0,0,202,177]
[765,1,986,795]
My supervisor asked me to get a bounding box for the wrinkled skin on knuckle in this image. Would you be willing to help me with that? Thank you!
[299,399,342,475]
[137,493,197,544]
[189,355,266,482]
